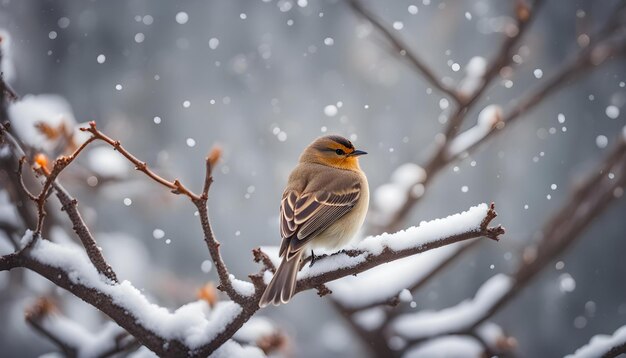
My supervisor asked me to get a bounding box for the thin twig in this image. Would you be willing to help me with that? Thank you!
[376,3,626,234]
[54,182,118,283]
[81,121,201,201]
[348,0,461,103]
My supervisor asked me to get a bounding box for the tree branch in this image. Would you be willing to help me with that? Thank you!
[391,131,626,347]
[80,121,201,201]
[0,251,22,271]
[54,182,118,283]
[348,0,461,103]
[1,202,503,357]
[566,325,626,358]
[25,297,139,358]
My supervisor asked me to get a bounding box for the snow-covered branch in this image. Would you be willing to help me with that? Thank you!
[25,297,137,358]
[2,202,503,356]
[365,0,626,236]
[1,75,506,357]
[392,274,513,341]
[257,203,503,297]
[385,131,626,353]
[566,325,626,358]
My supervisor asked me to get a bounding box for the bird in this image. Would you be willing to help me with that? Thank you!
[259,135,369,307]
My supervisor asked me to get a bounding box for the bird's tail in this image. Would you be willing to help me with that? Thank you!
[259,250,303,307]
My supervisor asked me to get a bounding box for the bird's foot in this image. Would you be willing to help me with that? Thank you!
[309,250,317,268]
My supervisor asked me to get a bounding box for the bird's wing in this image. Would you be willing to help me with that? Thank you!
[279,182,361,259]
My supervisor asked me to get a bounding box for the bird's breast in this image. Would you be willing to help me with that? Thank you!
[310,173,369,251]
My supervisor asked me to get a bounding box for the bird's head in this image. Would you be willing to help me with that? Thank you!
[300,135,367,171]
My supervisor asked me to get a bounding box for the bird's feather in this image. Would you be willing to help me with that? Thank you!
[278,182,361,258]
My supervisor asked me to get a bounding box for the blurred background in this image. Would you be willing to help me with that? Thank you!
[0,0,625,357]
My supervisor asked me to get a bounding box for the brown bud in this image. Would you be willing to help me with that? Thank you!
[197,282,218,307]
[256,332,288,354]
[34,153,50,174]
[516,0,530,22]
[25,297,57,321]
[207,145,222,168]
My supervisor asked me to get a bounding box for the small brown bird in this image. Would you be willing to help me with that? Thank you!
[259,135,369,307]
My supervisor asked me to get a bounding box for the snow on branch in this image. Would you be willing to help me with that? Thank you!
[328,241,473,311]
[384,130,626,352]
[566,325,626,358]
[446,105,503,159]
[1,103,506,356]
[7,202,503,356]
[25,297,137,358]
[363,0,626,236]
[255,204,503,298]
[23,231,244,350]
[392,274,513,341]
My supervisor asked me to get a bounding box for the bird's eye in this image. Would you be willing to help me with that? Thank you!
[335,149,345,155]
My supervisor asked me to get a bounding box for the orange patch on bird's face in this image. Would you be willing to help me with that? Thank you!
[314,144,361,170]
[329,155,360,170]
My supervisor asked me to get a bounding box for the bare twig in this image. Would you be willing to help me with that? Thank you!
[82,122,243,304]
[54,182,118,283]
[348,0,461,103]
[80,121,201,201]
[442,0,545,139]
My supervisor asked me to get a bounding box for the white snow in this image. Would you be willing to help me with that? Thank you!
[328,242,471,309]
[0,29,16,83]
[128,347,159,358]
[324,104,338,117]
[126,340,265,358]
[210,340,265,358]
[404,335,483,358]
[229,275,256,297]
[459,56,487,95]
[297,251,369,280]
[475,322,505,349]
[566,325,626,358]
[38,314,130,358]
[373,183,406,217]
[261,204,490,295]
[352,307,386,330]
[357,204,489,255]
[8,94,77,153]
[373,163,426,221]
[24,231,243,349]
[399,288,413,302]
[391,163,427,188]
[447,105,502,158]
[233,316,277,343]
[605,105,620,119]
[87,146,129,178]
[0,190,20,227]
[392,274,513,339]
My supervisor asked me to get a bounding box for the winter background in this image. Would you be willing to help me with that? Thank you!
[0,0,625,357]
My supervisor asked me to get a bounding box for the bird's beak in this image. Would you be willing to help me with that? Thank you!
[349,149,368,157]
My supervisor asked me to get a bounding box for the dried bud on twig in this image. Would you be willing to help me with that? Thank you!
[516,0,531,22]
[197,282,219,307]
[24,296,57,321]
[207,145,222,169]
[33,153,50,174]
[256,332,288,355]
